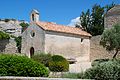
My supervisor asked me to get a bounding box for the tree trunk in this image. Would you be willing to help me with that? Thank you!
[113,50,118,58]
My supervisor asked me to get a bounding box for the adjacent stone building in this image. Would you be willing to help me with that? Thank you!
[21,10,91,62]
[104,5,120,29]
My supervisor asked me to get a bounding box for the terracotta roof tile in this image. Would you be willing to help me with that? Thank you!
[36,21,91,37]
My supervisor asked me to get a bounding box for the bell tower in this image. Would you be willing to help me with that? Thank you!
[30,9,39,22]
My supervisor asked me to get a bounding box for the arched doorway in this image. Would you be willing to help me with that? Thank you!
[30,47,34,57]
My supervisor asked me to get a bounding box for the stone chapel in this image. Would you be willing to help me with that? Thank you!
[21,9,91,62]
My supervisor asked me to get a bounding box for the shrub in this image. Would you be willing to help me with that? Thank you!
[0,54,49,77]
[4,19,10,22]
[83,60,120,79]
[114,58,120,64]
[0,31,10,39]
[91,59,109,67]
[77,72,85,79]
[49,55,69,72]
[31,53,52,67]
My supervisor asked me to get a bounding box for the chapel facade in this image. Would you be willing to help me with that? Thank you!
[21,9,91,62]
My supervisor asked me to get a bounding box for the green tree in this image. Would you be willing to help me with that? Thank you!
[20,22,29,32]
[78,9,90,31]
[100,24,120,58]
[90,4,104,36]
[77,3,116,36]
[77,4,104,36]
[105,2,115,12]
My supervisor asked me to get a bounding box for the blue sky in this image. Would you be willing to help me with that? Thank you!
[0,0,120,25]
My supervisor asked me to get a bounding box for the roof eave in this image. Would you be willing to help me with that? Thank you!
[45,29,92,37]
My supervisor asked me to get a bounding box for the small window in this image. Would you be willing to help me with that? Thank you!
[31,30,35,37]
[81,38,84,42]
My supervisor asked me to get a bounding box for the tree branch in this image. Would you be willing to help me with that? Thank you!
[113,49,119,58]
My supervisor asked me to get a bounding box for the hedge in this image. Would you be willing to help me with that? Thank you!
[31,53,52,67]
[0,54,49,77]
[91,58,109,67]
[49,55,69,72]
[83,60,120,79]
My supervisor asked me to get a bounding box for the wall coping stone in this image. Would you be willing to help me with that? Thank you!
[0,76,93,80]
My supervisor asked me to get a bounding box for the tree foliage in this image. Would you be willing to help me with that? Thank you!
[20,22,29,32]
[105,2,115,12]
[77,3,116,36]
[100,24,120,58]
[90,4,104,36]
[78,9,90,31]
[0,31,10,39]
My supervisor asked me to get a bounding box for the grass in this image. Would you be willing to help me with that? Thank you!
[62,73,80,79]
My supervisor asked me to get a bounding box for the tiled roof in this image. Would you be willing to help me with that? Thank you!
[35,21,92,37]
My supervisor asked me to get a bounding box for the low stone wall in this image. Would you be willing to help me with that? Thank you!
[0,76,92,80]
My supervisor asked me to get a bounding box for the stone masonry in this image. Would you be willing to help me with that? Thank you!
[104,5,120,29]
[0,39,17,53]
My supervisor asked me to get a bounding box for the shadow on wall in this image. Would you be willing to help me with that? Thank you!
[0,39,9,52]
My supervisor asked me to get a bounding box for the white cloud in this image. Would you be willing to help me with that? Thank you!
[67,17,81,27]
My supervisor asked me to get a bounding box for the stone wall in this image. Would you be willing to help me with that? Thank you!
[0,77,84,80]
[104,5,120,29]
[45,31,90,62]
[0,39,17,53]
[21,23,45,57]
[104,15,120,29]
[90,35,120,61]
